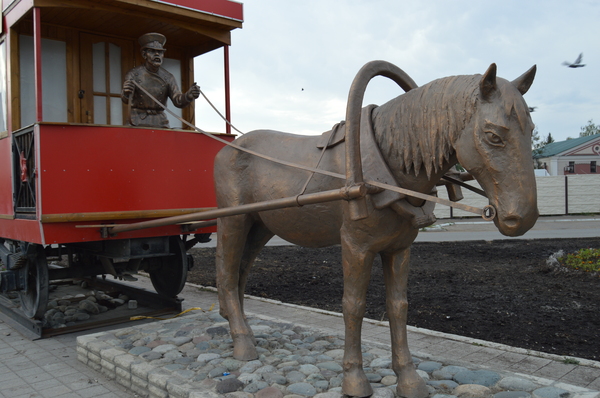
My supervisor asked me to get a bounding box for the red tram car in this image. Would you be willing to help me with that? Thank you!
[0,0,242,320]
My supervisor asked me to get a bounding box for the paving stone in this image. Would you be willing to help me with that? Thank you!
[263,372,288,385]
[494,391,532,398]
[372,387,396,398]
[221,358,245,371]
[367,372,383,383]
[532,386,570,398]
[287,381,317,396]
[129,346,152,356]
[454,370,502,387]
[168,336,192,346]
[255,365,277,374]
[316,361,343,372]
[313,392,343,398]
[216,377,244,393]
[429,380,460,390]
[419,361,444,372]
[498,377,542,392]
[206,326,229,337]
[299,364,320,375]
[454,383,492,398]
[238,360,262,373]
[434,366,470,380]
[243,380,269,393]
[151,344,178,354]
[286,370,307,383]
[418,369,431,381]
[371,357,393,368]
[208,366,228,378]
[256,386,285,398]
[198,353,222,363]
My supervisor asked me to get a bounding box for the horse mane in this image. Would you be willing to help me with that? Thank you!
[372,74,481,179]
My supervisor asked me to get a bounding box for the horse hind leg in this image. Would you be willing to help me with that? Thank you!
[216,214,259,360]
[238,222,274,315]
[381,250,428,398]
[230,222,274,348]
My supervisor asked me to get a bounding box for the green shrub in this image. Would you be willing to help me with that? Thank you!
[559,248,600,272]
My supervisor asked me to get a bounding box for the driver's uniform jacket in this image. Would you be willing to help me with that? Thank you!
[121,65,192,128]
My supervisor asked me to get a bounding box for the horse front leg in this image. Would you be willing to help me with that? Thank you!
[216,215,258,360]
[341,235,375,398]
[381,249,428,398]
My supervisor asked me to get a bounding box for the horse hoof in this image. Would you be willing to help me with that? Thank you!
[396,371,429,398]
[342,371,373,397]
[233,344,258,361]
[232,335,258,361]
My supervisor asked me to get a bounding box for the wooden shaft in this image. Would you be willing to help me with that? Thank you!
[181,219,218,232]
[108,185,367,235]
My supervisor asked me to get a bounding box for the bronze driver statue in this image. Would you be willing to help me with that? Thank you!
[121,33,200,128]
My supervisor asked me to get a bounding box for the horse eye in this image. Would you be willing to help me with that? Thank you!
[485,131,503,146]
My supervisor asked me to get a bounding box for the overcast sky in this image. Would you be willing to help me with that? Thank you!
[194,0,598,143]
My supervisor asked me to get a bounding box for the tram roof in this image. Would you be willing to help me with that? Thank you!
[2,0,244,56]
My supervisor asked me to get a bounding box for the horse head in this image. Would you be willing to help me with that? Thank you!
[455,64,539,236]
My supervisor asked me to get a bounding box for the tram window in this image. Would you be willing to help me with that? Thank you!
[19,35,67,126]
[80,34,132,125]
[92,42,123,125]
[163,58,183,129]
[0,40,7,133]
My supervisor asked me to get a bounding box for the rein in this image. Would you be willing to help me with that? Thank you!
[129,81,495,220]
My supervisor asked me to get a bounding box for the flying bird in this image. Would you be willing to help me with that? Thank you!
[528,106,537,112]
[562,53,585,68]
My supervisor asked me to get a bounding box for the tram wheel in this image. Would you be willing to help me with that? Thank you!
[18,246,49,319]
[149,236,187,297]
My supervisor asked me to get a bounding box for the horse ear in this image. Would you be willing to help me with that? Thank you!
[480,63,497,100]
[512,65,537,95]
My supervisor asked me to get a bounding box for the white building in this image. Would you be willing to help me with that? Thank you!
[534,134,600,175]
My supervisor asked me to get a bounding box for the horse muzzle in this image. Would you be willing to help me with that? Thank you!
[493,207,539,237]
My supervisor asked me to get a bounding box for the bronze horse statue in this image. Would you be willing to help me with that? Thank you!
[213,62,538,398]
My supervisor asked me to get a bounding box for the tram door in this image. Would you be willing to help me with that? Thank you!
[79,34,134,125]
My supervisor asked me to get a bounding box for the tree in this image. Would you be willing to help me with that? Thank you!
[531,129,554,154]
[531,129,554,168]
[579,119,600,137]
[531,128,541,155]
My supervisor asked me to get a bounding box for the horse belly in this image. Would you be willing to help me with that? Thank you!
[258,202,343,247]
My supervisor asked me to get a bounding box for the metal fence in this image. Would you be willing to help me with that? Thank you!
[434,175,600,219]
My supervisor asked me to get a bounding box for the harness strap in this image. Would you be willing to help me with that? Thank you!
[130,80,493,219]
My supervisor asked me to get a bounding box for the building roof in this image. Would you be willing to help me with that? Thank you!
[534,134,600,158]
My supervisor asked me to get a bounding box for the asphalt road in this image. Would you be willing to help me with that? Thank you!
[417,215,600,242]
